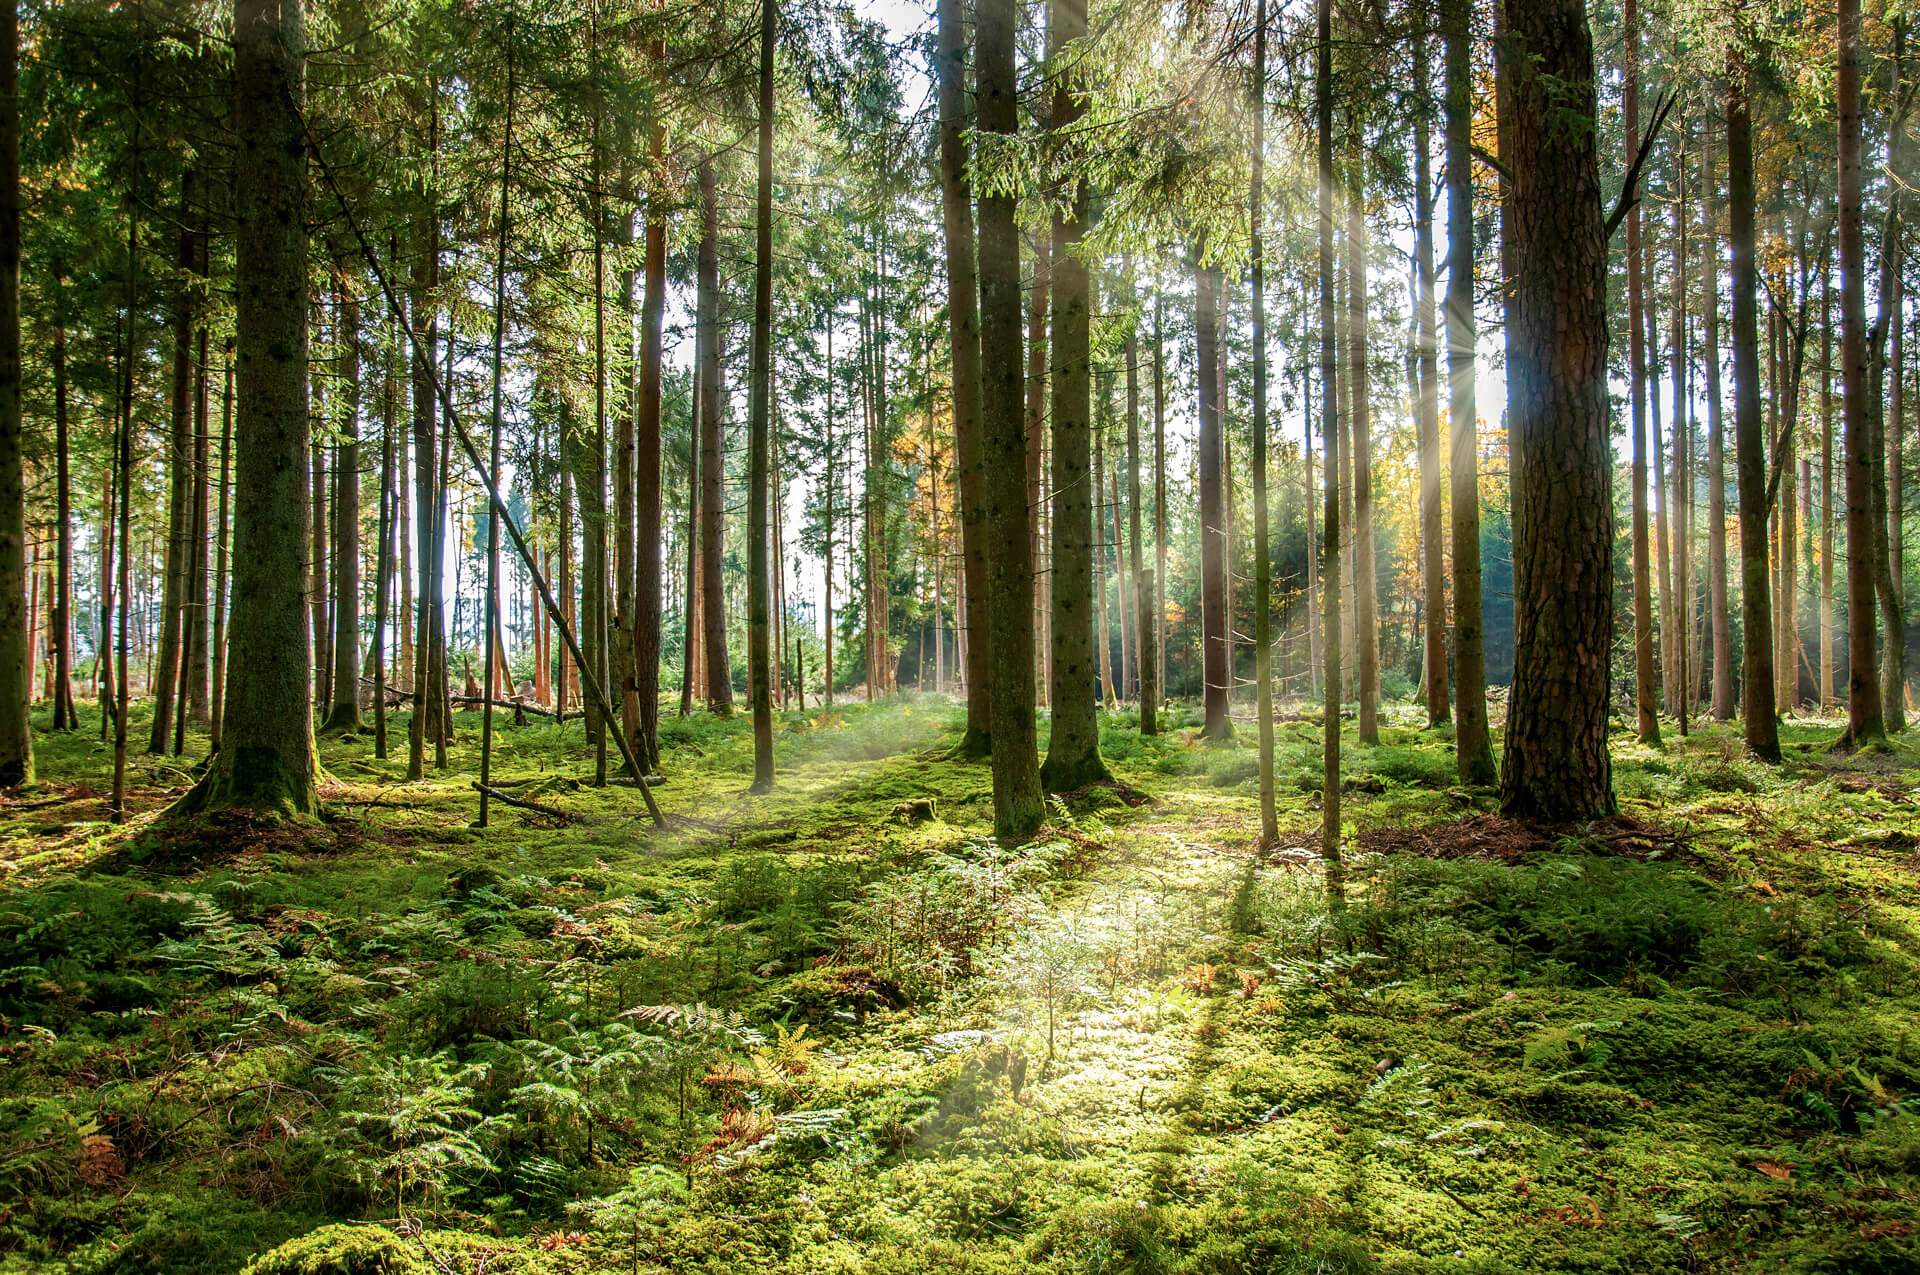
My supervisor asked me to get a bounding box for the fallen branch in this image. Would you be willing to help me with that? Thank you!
[471,782,572,824]
[450,695,555,718]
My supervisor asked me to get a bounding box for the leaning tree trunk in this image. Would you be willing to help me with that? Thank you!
[938,0,991,756]
[1446,0,1496,785]
[174,0,316,818]
[1729,60,1782,759]
[0,0,22,787]
[977,0,1043,837]
[1040,0,1111,789]
[1837,0,1883,751]
[1498,0,1615,821]
[745,0,776,792]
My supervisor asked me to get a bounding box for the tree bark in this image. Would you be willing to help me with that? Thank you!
[1040,0,1110,790]
[150,173,195,754]
[1729,62,1782,759]
[0,0,21,786]
[939,0,990,756]
[1414,18,1448,728]
[1252,0,1278,847]
[1316,0,1346,901]
[977,0,1044,837]
[323,270,362,733]
[1623,0,1660,745]
[1127,268,1156,736]
[1446,0,1496,784]
[1348,133,1378,746]
[1704,120,1733,720]
[1498,0,1615,821]
[1196,252,1232,742]
[746,0,776,791]
[636,106,668,772]
[174,0,317,818]
[697,159,732,716]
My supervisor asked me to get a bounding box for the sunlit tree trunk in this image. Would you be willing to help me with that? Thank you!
[323,270,361,733]
[174,0,316,817]
[1499,0,1614,820]
[1348,133,1378,746]
[1252,0,1278,847]
[1316,0,1345,902]
[697,159,732,715]
[977,0,1043,836]
[1413,17,1447,729]
[0,0,22,786]
[745,0,776,791]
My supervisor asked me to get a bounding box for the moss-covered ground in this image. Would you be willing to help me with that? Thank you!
[1,694,1917,1274]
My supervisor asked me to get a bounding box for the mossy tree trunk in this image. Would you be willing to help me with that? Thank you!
[174,0,317,819]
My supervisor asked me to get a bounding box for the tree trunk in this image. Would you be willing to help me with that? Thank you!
[977,0,1043,837]
[697,159,732,715]
[50,270,73,731]
[323,270,362,733]
[745,0,776,791]
[1704,120,1733,720]
[1414,19,1448,728]
[1127,269,1156,735]
[1153,289,1168,703]
[211,351,232,750]
[1252,0,1278,847]
[1196,253,1232,741]
[478,50,514,826]
[1446,0,1496,784]
[1623,0,1660,745]
[1837,0,1882,750]
[1822,275,1835,708]
[635,108,668,771]
[175,0,316,818]
[1498,0,1615,821]
[0,0,21,787]
[1348,133,1378,746]
[939,0,990,755]
[1040,0,1110,789]
[1316,0,1345,901]
[1729,61,1782,758]
[151,174,195,754]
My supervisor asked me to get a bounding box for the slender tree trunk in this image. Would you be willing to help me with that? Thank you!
[635,106,668,772]
[1671,130,1691,733]
[1414,20,1447,728]
[478,48,514,826]
[1196,253,1232,741]
[408,94,441,781]
[50,270,73,731]
[1127,269,1155,735]
[322,270,363,734]
[175,0,316,817]
[1446,0,1496,783]
[1623,0,1660,744]
[1316,0,1345,902]
[1348,133,1378,746]
[681,367,699,718]
[1704,122,1733,720]
[1837,0,1883,750]
[939,0,990,754]
[211,352,232,750]
[745,0,776,791]
[150,174,195,754]
[1095,375,1113,705]
[1252,0,1278,846]
[372,311,394,757]
[0,0,20,786]
[1153,288,1167,702]
[977,0,1043,836]
[1498,0,1615,820]
[1041,0,1110,789]
[697,160,732,715]
[1653,294,1675,718]
[1822,276,1835,709]
[1028,236,1051,706]
[1728,62,1782,758]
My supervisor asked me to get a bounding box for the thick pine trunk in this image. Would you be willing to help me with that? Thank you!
[174,0,316,818]
[1040,0,1110,789]
[977,0,1043,837]
[1498,0,1614,821]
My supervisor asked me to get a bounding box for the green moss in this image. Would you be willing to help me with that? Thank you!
[240,1226,426,1275]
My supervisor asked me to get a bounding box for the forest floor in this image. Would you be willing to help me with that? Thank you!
[0,694,1917,1275]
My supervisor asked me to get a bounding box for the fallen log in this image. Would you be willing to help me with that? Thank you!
[471,782,572,823]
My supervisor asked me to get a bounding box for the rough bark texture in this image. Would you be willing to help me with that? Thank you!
[1348,136,1378,747]
[323,274,361,733]
[1041,0,1110,791]
[1445,0,1496,785]
[977,0,1043,837]
[1729,65,1782,759]
[697,160,732,714]
[1196,255,1232,742]
[938,0,990,757]
[0,0,21,787]
[746,0,776,792]
[1414,23,1448,729]
[1498,0,1615,821]
[175,0,316,818]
